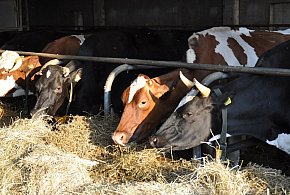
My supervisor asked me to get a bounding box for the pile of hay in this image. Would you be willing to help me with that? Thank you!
[0,113,289,194]
[0,101,20,127]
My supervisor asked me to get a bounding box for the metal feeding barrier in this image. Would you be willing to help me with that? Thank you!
[1,49,290,115]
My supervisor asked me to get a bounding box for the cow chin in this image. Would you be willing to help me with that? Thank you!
[150,133,201,151]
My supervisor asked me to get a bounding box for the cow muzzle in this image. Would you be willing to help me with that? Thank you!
[112,131,132,146]
[149,135,159,148]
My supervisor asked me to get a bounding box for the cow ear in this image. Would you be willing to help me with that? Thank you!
[121,87,130,104]
[69,68,83,83]
[153,84,170,98]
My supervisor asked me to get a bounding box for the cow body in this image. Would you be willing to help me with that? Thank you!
[150,39,290,156]
[0,53,41,97]
[112,27,290,146]
[30,29,192,117]
[40,35,85,64]
[0,33,84,99]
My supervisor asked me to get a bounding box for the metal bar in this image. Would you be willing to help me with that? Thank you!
[1,49,290,76]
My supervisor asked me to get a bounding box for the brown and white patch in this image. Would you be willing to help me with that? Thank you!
[128,75,148,103]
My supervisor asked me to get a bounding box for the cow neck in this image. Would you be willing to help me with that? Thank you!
[152,70,180,88]
[212,88,228,161]
[164,69,195,107]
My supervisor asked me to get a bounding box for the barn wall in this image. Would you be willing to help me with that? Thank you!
[103,0,222,28]
[224,0,290,29]
[239,0,270,26]
[24,0,290,31]
[28,0,95,28]
[27,0,222,30]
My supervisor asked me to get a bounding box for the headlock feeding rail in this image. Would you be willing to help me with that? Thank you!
[1,49,290,115]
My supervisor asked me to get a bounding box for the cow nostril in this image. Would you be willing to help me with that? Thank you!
[149,136,158,147]
[112,132,127,146]
[119,134,124,141]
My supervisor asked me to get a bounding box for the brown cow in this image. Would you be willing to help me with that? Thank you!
[40,35,85,64]
[112,27,290,146]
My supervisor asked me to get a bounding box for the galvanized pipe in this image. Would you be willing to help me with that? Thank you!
[2,49,290,76]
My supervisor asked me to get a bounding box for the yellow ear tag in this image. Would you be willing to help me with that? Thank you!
[224,97,232,106]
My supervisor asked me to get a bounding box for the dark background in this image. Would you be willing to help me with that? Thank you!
[1,0,290,32]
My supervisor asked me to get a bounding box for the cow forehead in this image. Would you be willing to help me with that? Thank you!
[128,75,148,103]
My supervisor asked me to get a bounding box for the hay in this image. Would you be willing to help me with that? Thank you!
[0,101,20,127]
[0,115,289,194]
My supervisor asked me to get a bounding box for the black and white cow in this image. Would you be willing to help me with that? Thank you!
[150,39,290,156]
[30,29,192,118]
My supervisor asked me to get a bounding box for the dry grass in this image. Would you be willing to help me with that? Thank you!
[0,101,20,127]
[0,108,289,194]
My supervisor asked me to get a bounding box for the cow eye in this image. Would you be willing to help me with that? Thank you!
[138,100,148,109]
[182,112,193,118]
[54,86,62,93]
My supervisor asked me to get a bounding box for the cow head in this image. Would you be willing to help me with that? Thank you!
[112,74,170,146]
[30,60,82,118]
[149,74,228,151]
[149,94,214,151]
[112,69,195,146]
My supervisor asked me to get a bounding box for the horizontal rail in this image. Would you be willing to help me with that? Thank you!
[1,49,290,76]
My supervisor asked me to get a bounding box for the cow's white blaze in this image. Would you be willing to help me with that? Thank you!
[46,70,52,78]
[72,35,85,45]
[266,133,290,155]
[0,75,16,96]
[128,75,147,103]
[174,91,196,111]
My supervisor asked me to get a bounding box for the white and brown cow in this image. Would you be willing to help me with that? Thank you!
[112,27,290,146]
[0,52,41,97]
[0,34,85,97]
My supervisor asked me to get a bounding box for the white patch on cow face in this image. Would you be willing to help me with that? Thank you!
[0,75,16,96]
[46,70,52,78]
[266,133,290,155]
[186,48,196,63]
[128,76,147,103]
[174,90,197,111]
[72,35,85,45]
